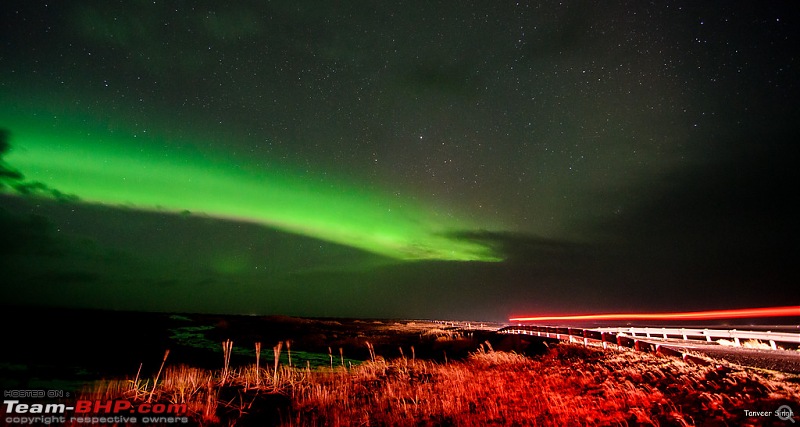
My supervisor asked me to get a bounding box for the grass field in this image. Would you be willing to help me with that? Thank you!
[77,335,800,426]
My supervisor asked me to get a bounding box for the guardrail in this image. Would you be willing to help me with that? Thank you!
[593,326,799,349]
[498,325,800,351]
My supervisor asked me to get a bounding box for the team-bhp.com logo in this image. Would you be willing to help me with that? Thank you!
[3,399,189,425]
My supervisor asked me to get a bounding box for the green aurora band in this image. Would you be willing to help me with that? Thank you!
[2,119,502,262]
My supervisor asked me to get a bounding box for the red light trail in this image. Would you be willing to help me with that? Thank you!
[509,306,800,322]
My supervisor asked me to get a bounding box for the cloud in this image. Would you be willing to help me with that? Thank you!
[10,181,80,202]
[0,129,80,202]
[37,270,100,285]
[0,206,62,258]
[556,130,800,309]
[594,131,797,272]
[0,129,24,187]
[446,230,588,266]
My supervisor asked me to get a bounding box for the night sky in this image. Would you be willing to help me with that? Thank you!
[1,1,798,321]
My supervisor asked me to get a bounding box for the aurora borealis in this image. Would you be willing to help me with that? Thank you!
[2,1,798,320]
[3,121,501,262]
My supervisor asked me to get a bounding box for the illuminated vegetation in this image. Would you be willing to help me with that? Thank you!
[81,340,800,426]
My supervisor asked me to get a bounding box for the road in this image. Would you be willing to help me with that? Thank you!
[635,337,800,374]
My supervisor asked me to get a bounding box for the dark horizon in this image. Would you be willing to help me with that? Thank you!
[2,1,798,322]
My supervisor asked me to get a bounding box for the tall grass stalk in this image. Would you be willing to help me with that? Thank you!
[366,341,375,361]
[254,342,262,386]
[273,341,283,384]
[147,349,170,403]
[131,362,143,398]
[221,339,233,385]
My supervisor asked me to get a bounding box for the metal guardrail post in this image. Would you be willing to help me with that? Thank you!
[766,331,776,350]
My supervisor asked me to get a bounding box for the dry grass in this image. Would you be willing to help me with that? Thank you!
[284,343,800,426]
[717,338,779,350]
[80,340,800,426]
